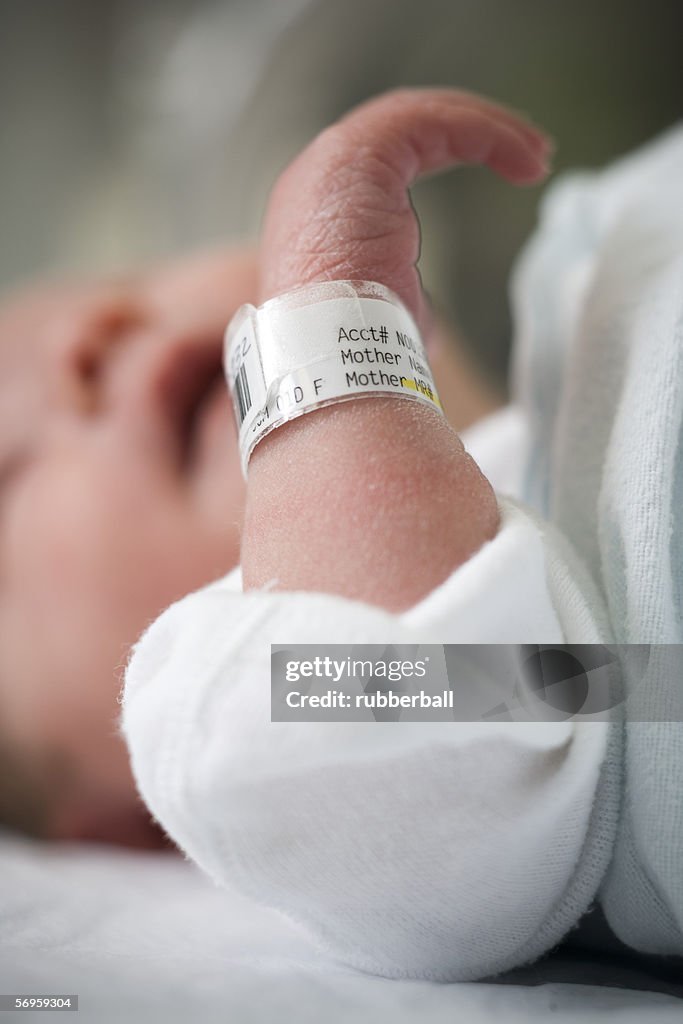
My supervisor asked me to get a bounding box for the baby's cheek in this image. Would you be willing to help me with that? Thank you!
[3,464,142,701]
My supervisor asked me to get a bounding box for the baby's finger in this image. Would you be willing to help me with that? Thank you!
[437,90,554,158]
[332,87,553,184]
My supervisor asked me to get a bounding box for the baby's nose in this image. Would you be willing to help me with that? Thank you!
[49,299,144,416]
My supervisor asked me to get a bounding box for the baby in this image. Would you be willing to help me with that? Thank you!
[0,89,540,845]
[3,88,683,981]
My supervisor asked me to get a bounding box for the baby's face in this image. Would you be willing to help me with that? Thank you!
[0,248,256,846]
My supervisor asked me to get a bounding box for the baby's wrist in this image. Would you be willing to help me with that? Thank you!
[240,395,499,611]
[225,279,441,476]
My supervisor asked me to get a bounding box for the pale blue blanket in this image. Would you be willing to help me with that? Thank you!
[510,125,683,957]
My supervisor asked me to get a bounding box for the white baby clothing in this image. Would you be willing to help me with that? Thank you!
[121,124,683,980]
[121,494,616,982]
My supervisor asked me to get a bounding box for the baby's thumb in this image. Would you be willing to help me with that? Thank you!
[259,88,552,333]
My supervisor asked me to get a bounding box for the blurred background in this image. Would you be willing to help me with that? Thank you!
[1,0,681,392]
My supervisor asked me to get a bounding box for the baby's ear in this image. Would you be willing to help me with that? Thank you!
[259,88,551,333]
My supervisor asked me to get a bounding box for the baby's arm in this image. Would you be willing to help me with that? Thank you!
[242,89,551,610]
[122,90,616,982]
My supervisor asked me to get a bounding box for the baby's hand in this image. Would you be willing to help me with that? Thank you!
[241,89,552,610]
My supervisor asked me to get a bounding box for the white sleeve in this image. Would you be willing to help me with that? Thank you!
[120,496,618,981]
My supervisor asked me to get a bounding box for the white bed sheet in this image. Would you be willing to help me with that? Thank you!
[1,832,681,1024]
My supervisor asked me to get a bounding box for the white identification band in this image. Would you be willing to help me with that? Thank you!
[224,280,443,474]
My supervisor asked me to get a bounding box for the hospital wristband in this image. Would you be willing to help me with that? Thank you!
[223,280,443,474]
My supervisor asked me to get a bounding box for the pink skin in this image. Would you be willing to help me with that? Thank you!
[243,89,551,609]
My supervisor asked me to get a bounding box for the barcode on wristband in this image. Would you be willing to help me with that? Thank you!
[234,363,252,425]
[225,312,267,438]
